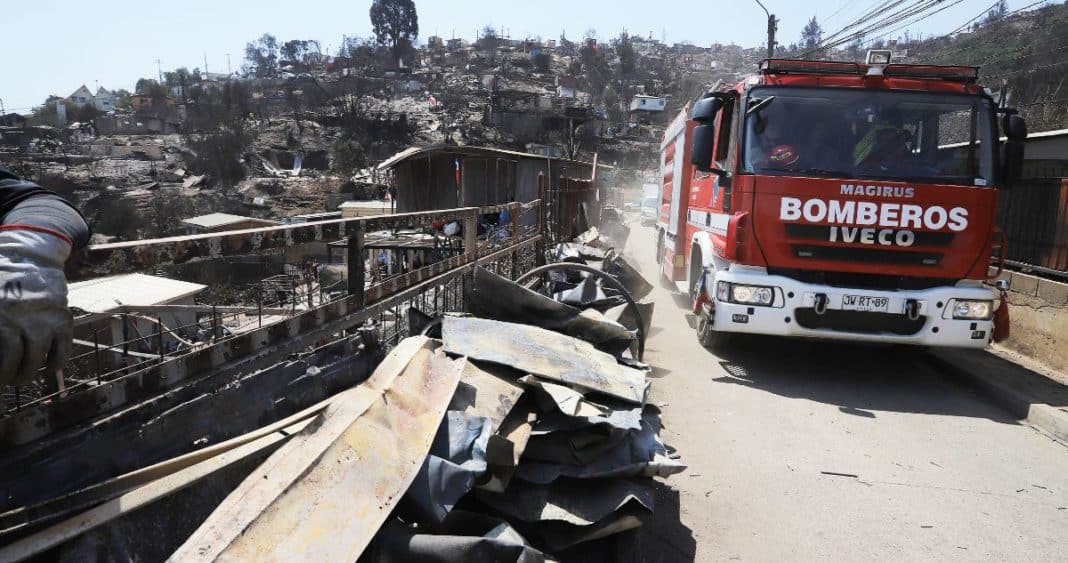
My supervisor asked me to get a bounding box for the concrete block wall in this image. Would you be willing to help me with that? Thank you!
[988,268,1068,371]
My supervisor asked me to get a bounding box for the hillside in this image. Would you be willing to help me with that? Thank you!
[914,2,1068,131]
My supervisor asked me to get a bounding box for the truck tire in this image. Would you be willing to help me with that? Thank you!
[690,248,731,350]
[697,303,731,350]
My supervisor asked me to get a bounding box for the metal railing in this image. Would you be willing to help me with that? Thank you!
[1,200,545,446]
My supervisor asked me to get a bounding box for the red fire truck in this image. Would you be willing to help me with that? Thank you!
[655,52,1027,349]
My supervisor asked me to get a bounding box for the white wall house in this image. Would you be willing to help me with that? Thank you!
[68,85,118,112]
[629,95,667,113]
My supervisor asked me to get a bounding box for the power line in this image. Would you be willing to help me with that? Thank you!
[820,0,860,27]
[944,0,1003,36]
[818,0,906,48]
[809,0,948,55]
[862,0,967,47]
[833,0,948,49]
[820,0,937,51]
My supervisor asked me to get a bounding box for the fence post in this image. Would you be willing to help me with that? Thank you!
[156,315,164,362]
[211,305,219,340]
[348,221,365,307]
[257,284,263,328]
[121,313,130,374]
[463,209,478,261]
[93,330,102,385]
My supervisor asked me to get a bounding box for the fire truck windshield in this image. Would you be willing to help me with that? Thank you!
[743,87,996,187]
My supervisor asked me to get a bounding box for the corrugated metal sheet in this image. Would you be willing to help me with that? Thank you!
[442,316,648,404]
[170,337,465,562]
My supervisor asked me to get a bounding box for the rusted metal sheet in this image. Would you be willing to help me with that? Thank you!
[450,360,525,435]
[481,399,538,494]
[442,316,648,404]
[0,235,540,449]
[170,337,465,562]
[517,375,641,431]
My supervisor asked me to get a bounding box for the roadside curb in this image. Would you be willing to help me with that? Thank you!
[927,350,1068,445]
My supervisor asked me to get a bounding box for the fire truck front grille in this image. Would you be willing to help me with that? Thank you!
[791,245,943,267]
[794,308,927,336]
[770,269,956,291]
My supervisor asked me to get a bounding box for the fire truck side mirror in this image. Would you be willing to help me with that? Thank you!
[1000,113,1027,188]
[1003,114,1027,142]
[691,97,724,124]
[691,124,720,174]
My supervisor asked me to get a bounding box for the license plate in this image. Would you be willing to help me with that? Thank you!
[841,294,889,313]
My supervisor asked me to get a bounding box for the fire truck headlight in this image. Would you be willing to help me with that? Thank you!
[728,284,775,306]
[952,300,993,320]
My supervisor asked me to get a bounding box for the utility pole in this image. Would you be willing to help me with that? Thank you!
[753,0,777,58]
[227,53,232,76]
[156,59,163,83]
[204,52,209,75]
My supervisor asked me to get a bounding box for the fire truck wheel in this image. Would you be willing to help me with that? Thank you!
[697,303,731,350]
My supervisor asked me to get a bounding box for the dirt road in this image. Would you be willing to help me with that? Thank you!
[626,223,1068,562]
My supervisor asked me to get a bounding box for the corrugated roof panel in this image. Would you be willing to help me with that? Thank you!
[68,273,207,313]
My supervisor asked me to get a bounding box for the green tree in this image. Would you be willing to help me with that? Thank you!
[800,16,823,52]
[134,79,170,106]
[579,38,611,103]
[332,139,366,178]
[615,32,636,79]
[185,119,255,189]
[533,52,552,73]
[113,89,132,109]
[281,39,322,71]
[369,0,419,66]
[244,33,280,78]
[163,67,193,97]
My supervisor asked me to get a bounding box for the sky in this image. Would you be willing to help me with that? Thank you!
[0,0,1045,113]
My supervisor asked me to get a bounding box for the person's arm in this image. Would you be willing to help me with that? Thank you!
[0,167,90,388]
[0,168,90,248]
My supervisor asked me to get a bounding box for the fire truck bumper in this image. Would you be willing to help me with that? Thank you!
[708,269,997,348]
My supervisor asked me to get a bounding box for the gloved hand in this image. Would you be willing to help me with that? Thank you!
[0,228,73,387]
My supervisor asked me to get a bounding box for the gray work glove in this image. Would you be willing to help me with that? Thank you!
[0,228,73,387]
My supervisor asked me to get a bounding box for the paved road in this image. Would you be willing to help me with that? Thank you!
[625,223,1068,562]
